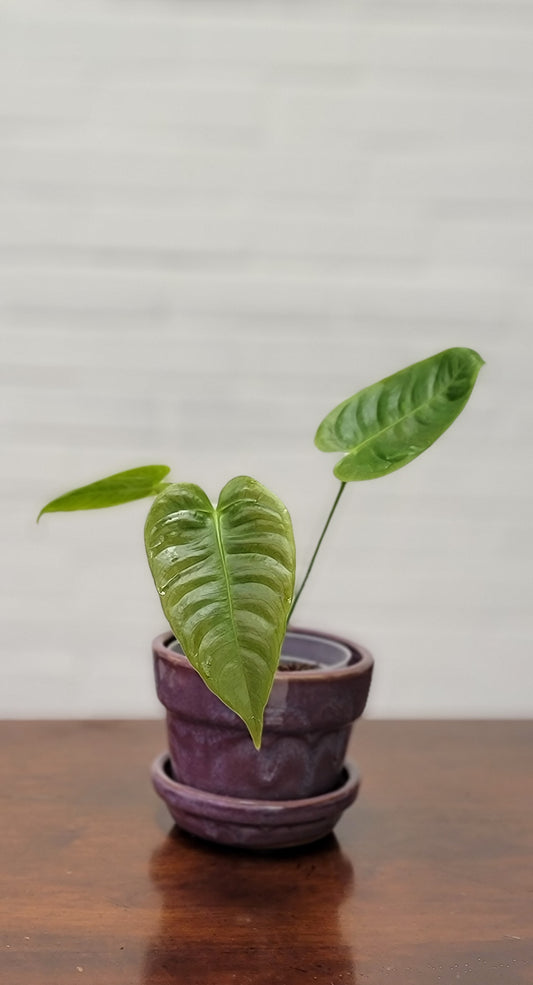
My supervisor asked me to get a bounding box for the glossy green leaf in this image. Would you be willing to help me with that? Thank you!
[144,476,296,748]
[315,348,484,481]
[38,465,171,520]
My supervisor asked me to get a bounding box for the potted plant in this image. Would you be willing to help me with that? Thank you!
[39,347,484,849]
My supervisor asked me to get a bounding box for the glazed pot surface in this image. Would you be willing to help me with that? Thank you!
[153,627,373,800]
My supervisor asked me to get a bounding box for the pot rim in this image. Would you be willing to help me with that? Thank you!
[152,625,374,681]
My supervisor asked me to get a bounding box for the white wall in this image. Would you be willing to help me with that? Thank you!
[1,0,532,719]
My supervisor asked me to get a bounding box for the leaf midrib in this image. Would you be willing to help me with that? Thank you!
[338,369,449,457]
[211,503,253,708]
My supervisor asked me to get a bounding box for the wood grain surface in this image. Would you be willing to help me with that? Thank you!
[1,720,532,984]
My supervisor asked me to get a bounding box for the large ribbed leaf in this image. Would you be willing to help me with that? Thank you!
[315,348,484,481]
[144,476,296,748]
[38,465,171,520]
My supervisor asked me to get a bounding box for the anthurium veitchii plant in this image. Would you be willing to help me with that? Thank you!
[39,347,484,747]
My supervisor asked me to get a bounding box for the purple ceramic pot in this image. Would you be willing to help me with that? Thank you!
[152,627,373,801]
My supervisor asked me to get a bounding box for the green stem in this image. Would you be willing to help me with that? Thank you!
[288,481,347,623]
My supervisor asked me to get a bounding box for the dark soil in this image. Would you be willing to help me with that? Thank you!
[278,659,318,672]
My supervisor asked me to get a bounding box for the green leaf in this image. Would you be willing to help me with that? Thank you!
[315,348,484,481]
[38,465,171,520]
[144,476,296,748]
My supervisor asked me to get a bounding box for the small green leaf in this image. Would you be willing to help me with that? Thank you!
[144,476,296,748]
[38,465,171,520]
[315,348,484,481]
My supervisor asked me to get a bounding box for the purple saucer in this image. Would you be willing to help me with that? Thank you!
[151,752,360,850]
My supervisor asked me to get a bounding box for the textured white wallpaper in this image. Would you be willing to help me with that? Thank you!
[1,0,532,718]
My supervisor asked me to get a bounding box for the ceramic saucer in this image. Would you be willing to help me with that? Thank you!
[151,752,360,850]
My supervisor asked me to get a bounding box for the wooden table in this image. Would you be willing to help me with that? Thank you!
[2,721,532,984]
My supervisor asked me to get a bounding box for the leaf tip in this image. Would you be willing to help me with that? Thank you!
[464,347,485,366]
[450,346,485,370]
[246,711,264,750]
